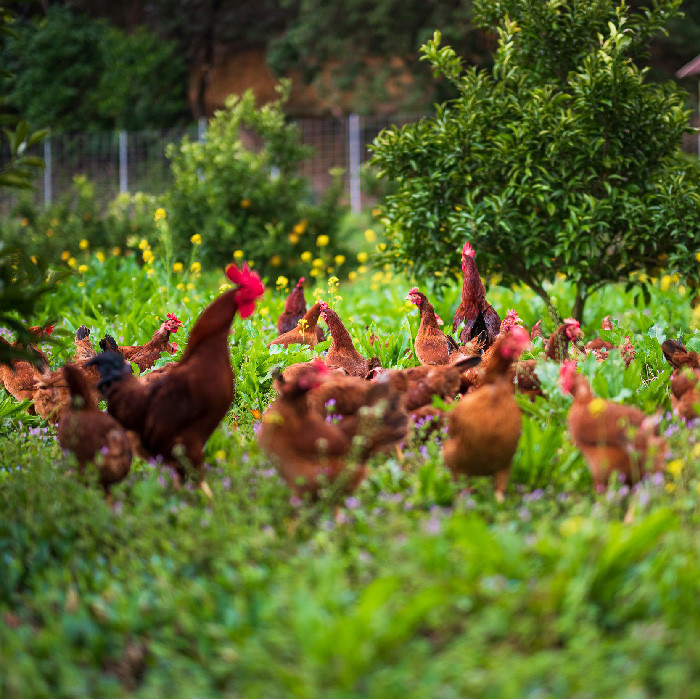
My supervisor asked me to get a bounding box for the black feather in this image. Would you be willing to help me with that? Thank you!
[75,325,90,341]
[99,334,119,353]
[87,351,132,393]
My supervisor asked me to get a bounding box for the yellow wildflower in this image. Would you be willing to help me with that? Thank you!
[334,254,345,265]
[588,398,607,416]
[219,283,231,293]
[276,275,289,289]
[190,233,202,245]
[143,249,154,264]
[665,482,675,494]
[190,261,201,274]
[293,219,308,235]
[46,229,53,237]
[79,239,89,250]
[371,208,381,217]
[247,260,255,268]
[154,208,166,221]
[312,258,323,267]
[241,198,251,209]
[77,282,84,288]
[358,265,367,274]
[695,251,700,263]
[364,229,376,242]
[138,239,149,250]
[67,257,76,268]
[173,262,184,273]
[186,282,195,291]
[183,296,189,303]
[112,247,122,256]
[30,255,37,264]
[271,255,282,267]
[679,285,686,295]
[348,271,357,281]
[96,251,105,263]
[289,233,300,244]
[61,250,70,261]
[377,243,387,252]
[667,459,684,478]
[559,516,584,537]
[357,252,368,263]
[78,264,88,274]
[20,218,28,227]
[259,306,270,317]
[234,250,244,259]
[215,450,226,462]
[692,443,700,460]
[177,282,185,291]
[317,234,330,248]
[327,266,335,274]
[301,251,312,262]
[660,275,671,292]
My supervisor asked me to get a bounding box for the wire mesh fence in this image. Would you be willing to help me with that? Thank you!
[0,114,417,217]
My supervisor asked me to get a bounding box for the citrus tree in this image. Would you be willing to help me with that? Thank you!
[371,0,700,323]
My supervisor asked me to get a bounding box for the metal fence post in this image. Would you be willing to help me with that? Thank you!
[119,130,128,193]
[348,113,361,213]
[43,135,52,206]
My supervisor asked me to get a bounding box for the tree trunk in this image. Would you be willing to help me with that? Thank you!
[572,292,586,324]
[528,281,563,327]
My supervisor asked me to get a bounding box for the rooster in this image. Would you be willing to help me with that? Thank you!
[559,362,666,490]
[443,327,530,502]
[318,301,380,377]
[57,363,132,502]
[276,277,325,341]
[452,241,500,348]
[99,314,182,372]
[268,302,324,348]
[88,263,264,497]
[73,325,98,363]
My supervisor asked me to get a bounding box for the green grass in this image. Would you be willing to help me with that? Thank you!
[1,254,700,697]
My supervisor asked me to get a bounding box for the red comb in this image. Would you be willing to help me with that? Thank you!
[297,277,305,286]
[225,262,265,319]
[563,317,580,326]
[462,242,475,258]
[312,357,329,373]
[408,286,420,295]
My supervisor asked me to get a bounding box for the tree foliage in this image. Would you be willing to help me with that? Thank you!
[3,6,188,132]
[371,0,700,322]
[0,2,66,365]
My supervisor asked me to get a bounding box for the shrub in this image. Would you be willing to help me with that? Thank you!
[165,83,351,280]
[370,0,700,323]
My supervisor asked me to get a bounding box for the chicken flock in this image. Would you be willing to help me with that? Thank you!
[1,242,696,506]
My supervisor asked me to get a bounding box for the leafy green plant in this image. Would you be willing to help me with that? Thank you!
[165,83,351,280]
[370,0,700,323]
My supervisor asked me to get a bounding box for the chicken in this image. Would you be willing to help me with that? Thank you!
[259,360,406,498]
[511,318,583,397]
[443,327,530,502]
[406,287,463,366]
[559,362,666,491]
[88,263,264,497]
[318,301,379,377]
[73,325,98,363]
[530,319,543,340]
[661,338,700,421]
[587,335,636,367]
[268,302,324,349]
[375,355,481,412]
[274,361,348,393]
[57,363,132,501]
[99,314,182,372]
[0,324,54,410]
[452,241,501,348]
[276,276,325,341]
